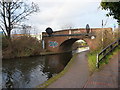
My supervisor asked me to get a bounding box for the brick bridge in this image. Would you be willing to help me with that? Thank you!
[42,28,112,53]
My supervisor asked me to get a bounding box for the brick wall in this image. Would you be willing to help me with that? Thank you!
[42,28,112,52]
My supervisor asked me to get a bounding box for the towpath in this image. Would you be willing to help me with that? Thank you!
[48,51,90,88]
[47,51,119,88]
[84,51,119,88]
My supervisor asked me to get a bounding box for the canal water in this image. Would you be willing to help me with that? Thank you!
[2,52,72,88]
[2,47,89,88]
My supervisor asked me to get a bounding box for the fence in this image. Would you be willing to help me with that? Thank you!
[96,38,120,68]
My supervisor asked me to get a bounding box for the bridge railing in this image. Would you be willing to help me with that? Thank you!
[96,38,120,68]
[42,33,95,38]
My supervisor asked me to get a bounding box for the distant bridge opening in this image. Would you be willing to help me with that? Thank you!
[59,38,89,52]
[72,40,88,50]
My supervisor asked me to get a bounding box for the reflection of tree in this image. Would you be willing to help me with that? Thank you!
[43,52,72,79]
[43,56,62,78]
[2,69,13,88]
[2,56,46,88]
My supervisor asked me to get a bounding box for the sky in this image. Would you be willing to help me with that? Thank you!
[21,0,118,34]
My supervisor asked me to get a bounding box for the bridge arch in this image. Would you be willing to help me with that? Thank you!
[59,38,89,52]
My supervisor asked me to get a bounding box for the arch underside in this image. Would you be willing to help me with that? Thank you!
[59,38,87,52]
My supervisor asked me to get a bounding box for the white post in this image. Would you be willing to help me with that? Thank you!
[69,30,71,39]
[40,33,42,40]
[42,40,45,49]
[96,54,99,68]
[69,30,71,34]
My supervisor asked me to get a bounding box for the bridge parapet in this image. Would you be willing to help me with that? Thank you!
[42,28,112,52]
[42,28,112,36]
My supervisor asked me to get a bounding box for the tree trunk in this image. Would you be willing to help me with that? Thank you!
[7,2,12,39]
[8,30,11,38]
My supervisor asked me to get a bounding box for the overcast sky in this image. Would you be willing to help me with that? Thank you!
[24,0,118,34]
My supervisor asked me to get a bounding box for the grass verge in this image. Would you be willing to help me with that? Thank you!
[87,51,98,73]
[88,46,120,73]
[36,53,78,88]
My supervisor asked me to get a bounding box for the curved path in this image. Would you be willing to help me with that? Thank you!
[48,51,90,88]
[47,51,119,88]
[84,51,119,88]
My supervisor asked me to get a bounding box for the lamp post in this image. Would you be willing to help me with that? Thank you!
[86,24,90,34]
[102,20,104,49]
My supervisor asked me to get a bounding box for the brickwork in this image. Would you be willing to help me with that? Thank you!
[42,28,112,52]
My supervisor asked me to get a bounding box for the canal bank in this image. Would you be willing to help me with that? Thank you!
[37,50,90,88]
[3,47,88,60]
[47,51,90,88]
[40,50,73,56]
[2,49,72,60]
[36,52,78,88]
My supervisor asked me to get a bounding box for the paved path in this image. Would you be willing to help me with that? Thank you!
[84,51,119,88]
[47,51,119,88]
[48,51,90,88]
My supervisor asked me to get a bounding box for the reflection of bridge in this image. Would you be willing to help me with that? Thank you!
[42,28,112,53]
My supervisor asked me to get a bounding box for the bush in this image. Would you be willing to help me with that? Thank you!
[2,36,43,59]
[88,29,120,72]
[114,28,120,39]
[90,30,115,52]
[2,37,11,50]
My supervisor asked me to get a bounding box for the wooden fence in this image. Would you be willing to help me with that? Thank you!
[96,38,120,68]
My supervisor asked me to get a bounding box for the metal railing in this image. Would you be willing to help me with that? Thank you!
[96,38,120,68]
[42,33,95,37]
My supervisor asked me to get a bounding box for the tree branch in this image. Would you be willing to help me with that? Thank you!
[2,2,8,32]
[13,10,35,24]
[10,0,21,10]
[11,2,23,15]
[11,10,26,23]
[0,25,7,37]
[0,17,4,24]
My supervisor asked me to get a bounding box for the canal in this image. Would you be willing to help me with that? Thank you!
[2,52,72,88]
[2,47,89,88]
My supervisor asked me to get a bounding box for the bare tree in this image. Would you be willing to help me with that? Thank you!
[0,0,39,38]
[21,24,31,35]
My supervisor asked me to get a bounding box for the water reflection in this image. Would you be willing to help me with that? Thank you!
[2,52,72,88]
[43,52,72,79]
[72,47,89,54]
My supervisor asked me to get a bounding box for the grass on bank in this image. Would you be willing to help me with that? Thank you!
[87,51,98,73]
[88,46,120,73]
